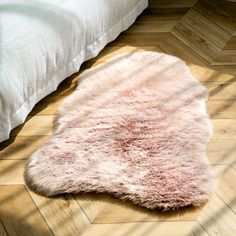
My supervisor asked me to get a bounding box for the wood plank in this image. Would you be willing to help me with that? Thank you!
[194,0,236,35]
[0,185,53,236]
[232,162,236,171]
[91,202,201,223]
[197,193,236,236]
[148,0,197,8]
[191,222,209,236]
[10,116,54,137]
[76,194,105,223]
[212,164,229,180]
[190,65,235,82]
[215,167,236,213]
[204,81,236,100]
[29,96,65,116]
[28,191,90,236]
[207,99,236,119]
[211,119,236,140]
[183,9,231,49]
[0,222,7,236]
[142,8,185,20]
[157,35,236,81]
[224,36,236,50]
[82,221,201,236]
[0,160,25,184]
[211,0,236,29]
[210,65,236,77]
[207,139,236,165]
[76,193,203,224]
[171,21,219,63]
[0,136,49,160]
[212,50,236,65]
[157,33,209,66]
[145,7,190,14]
[108,32,169,46]
[127,20,177,33]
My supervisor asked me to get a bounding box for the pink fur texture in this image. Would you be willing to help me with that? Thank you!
[25,51,214,210]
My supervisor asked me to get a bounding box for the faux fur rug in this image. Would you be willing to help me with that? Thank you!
[25,51,214,210]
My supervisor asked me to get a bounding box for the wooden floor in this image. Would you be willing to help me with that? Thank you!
[1,0,236,235]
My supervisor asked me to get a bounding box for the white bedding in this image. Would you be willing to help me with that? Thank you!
[0,0,148,142]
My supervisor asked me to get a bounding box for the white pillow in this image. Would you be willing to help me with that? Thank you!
[0,0,148,142]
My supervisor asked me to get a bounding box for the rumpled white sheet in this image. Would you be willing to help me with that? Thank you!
[0,0,148,142]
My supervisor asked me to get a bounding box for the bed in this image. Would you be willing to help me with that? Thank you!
[0,0,148,142]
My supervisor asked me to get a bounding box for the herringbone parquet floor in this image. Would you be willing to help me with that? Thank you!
[0,0,236,235]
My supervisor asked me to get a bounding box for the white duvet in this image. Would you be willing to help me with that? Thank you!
[0,0,148,142]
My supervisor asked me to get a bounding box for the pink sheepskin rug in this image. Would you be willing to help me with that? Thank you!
[25,51,214,210]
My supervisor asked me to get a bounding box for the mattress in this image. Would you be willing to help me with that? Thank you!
[0,0,148,142]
